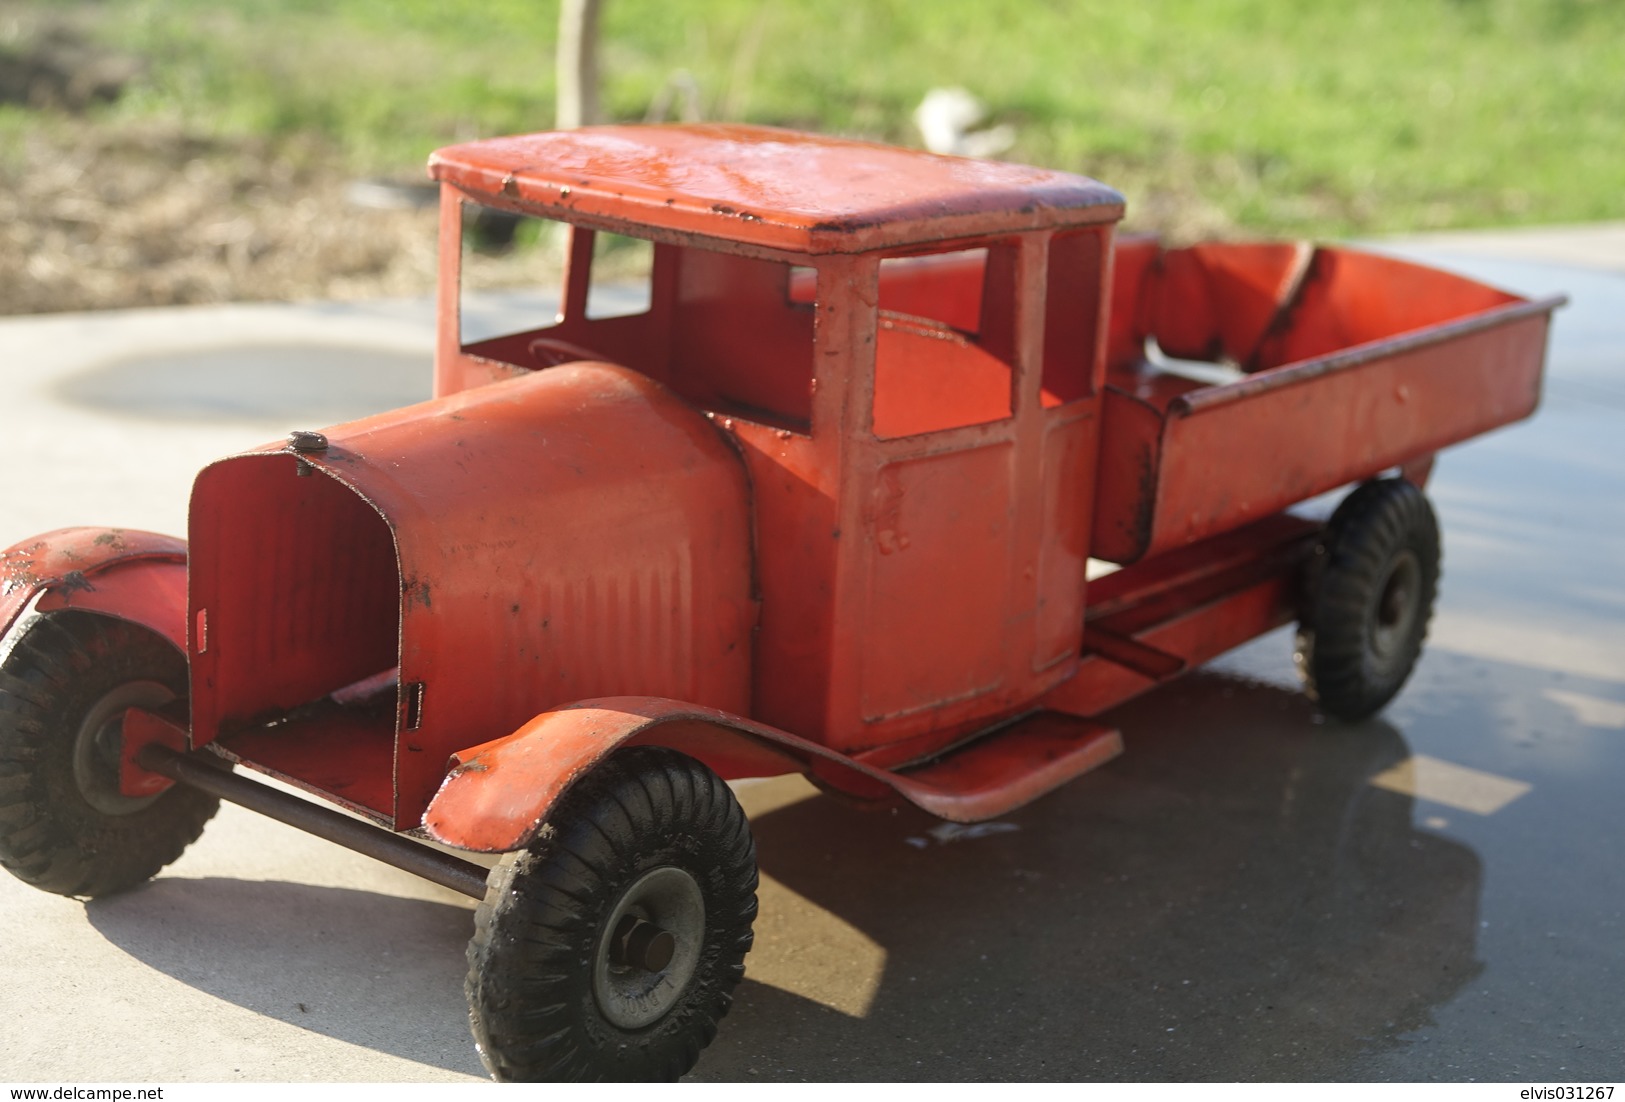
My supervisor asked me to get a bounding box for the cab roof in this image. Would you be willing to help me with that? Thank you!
[429,124,1124,255]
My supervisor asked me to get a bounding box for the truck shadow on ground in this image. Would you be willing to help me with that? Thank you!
[85,878,484,1077]
[82,668,1481,1082]
[698,670,1484,1081]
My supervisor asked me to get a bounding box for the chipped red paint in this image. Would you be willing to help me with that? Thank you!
[430,124,1124,255]
[424,696,1123,849]
[187,362,754,830]
[0,528,188,650]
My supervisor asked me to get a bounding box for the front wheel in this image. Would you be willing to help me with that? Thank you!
[0,611,219,897]
[464,745,758,1082]
[1296,478,1441,722]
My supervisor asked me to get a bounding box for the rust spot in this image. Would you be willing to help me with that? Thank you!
[450,757,490,778]
[93,530,126,549]
[707,203,762,222]
[501,173,520,198]
[1128,443,1158,558]
[404,577,432,608]
[809,217,881,234]
[57,571,94,595]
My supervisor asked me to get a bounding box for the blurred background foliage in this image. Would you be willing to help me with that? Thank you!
[1,0,1620,311]
[16,0,1617,234]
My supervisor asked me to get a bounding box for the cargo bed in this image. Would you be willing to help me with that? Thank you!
[1091,239,1564,563]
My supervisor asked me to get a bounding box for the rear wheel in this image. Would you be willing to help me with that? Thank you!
[1296,478,1440,721]
[465,745,758,1082]
[0,611,218,897]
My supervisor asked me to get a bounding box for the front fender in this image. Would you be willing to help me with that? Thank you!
[423,697,888,852]
[0,528,188,652]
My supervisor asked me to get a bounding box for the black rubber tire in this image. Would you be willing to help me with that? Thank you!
[1296,478,1441,722]
[465,745,758,1082]
[0,611,219,897]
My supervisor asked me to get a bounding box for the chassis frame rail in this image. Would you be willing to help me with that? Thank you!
[136,743,491,900]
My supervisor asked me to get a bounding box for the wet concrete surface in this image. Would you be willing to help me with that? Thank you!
[0,243,1621,1082]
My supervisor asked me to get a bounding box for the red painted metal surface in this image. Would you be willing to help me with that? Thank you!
[1045,514,1321,717]
[430,124,1124,256]
[186,362,754,830]
[1091,242,1564,563]
[0,528,188,650]
[119,704,187,799]
[425,696,1123,849]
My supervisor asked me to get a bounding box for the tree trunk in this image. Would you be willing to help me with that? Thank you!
[556,0,602,129]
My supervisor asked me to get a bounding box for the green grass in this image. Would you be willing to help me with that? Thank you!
[47,0,1625,235]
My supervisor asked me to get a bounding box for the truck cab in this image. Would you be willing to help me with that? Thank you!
[430,124,1125,761]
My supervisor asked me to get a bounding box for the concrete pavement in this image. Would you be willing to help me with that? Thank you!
[0,227,1621,1082]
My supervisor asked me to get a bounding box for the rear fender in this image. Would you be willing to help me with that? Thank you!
[423,696,890,853]
[0,528,188,652]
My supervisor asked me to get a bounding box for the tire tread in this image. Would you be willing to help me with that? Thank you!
[0,612,218,897]
[1297,479,1440,721]
[465,745,756,1083]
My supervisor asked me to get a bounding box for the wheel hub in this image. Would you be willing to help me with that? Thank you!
[73,680,174,816]
[592,866,705,1029]
[610,914,678,972]
[1369,549,1422,662]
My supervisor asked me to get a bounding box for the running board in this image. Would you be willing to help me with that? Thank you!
[885,711,1122,823]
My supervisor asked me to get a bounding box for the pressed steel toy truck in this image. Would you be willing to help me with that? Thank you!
[0,126,1562,1081]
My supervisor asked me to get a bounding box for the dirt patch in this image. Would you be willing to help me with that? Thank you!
[1,120,445,315]
[0,12,1223,317]
[0,9,440,315]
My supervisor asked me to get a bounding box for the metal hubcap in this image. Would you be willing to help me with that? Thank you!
[1369,550,1422,662]
[592,866,705,1029]
[73,680,174,816]
[610,914,677,972]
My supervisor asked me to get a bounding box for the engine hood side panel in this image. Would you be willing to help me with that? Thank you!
[188,363,755,829]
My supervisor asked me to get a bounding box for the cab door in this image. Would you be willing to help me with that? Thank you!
[823,231,1111,754]
[828,240,1035,750]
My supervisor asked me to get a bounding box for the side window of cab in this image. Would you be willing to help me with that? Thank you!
[870,243,1018,439]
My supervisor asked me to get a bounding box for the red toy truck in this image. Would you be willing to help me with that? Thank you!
[0,125,1562,1081]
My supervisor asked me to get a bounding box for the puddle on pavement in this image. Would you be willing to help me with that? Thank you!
[54,343,433,423]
